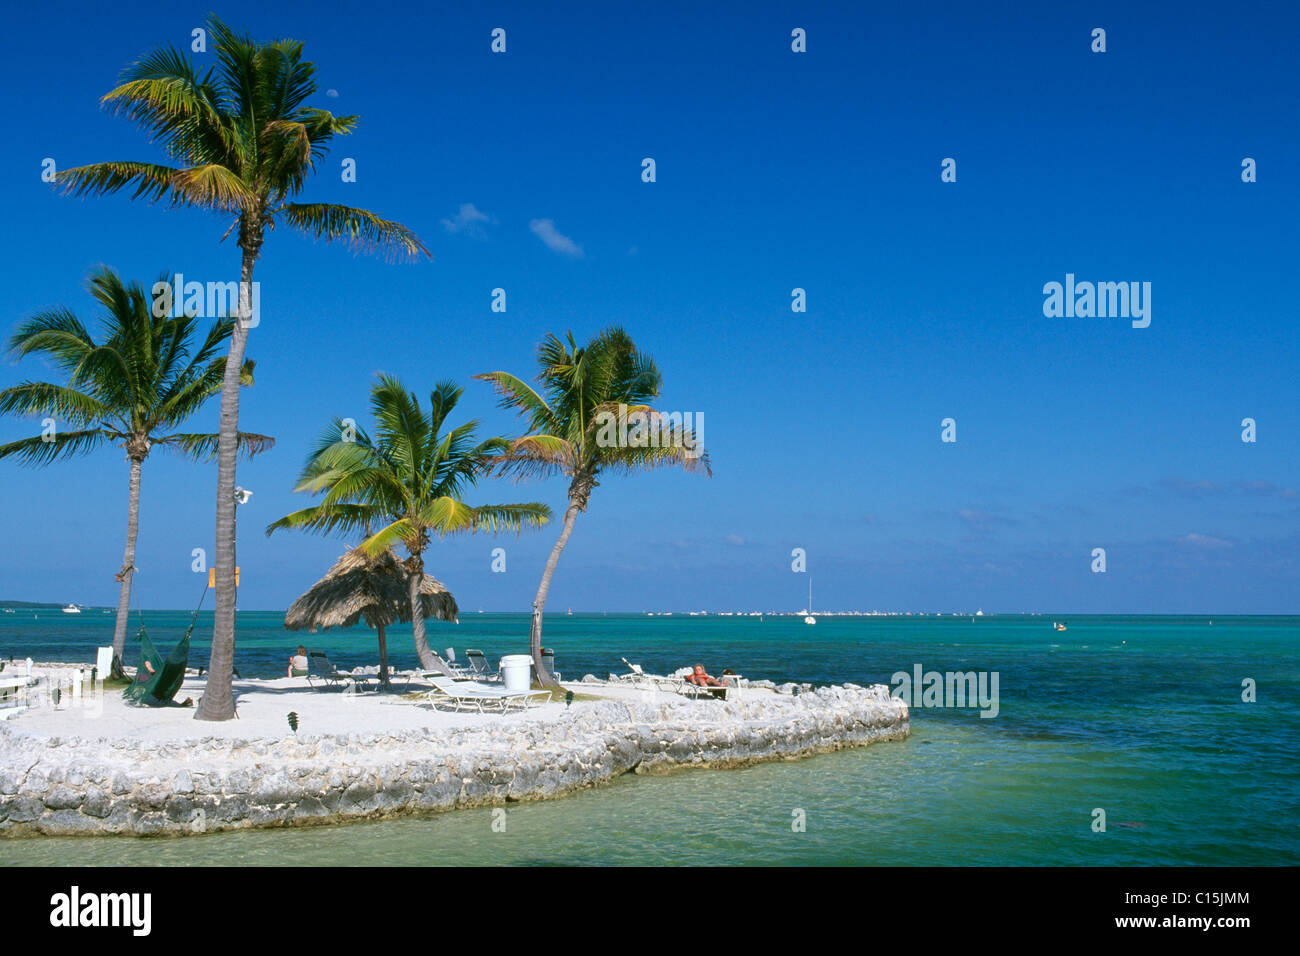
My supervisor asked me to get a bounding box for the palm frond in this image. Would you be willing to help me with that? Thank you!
[0,429,110,466]
[265,502,380,539]
[280,203,431,261]
[0,382,109,425]
[158,430,275,460]
[55,161,185,205]
[170,164,259,211]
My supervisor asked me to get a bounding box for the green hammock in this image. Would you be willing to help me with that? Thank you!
[122,627,192,706]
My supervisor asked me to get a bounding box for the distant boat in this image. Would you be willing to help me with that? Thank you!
[567,607,572,615]
[61,604,81,614]
[804,579,816,625]
[1053,622,1067,631]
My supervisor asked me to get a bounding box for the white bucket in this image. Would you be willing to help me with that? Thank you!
[499,654,532,692]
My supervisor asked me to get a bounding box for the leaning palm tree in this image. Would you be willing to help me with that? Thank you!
[0,266,271,676]
[266,375,550,671]
[476,328,710,689]
[56,16,430,719]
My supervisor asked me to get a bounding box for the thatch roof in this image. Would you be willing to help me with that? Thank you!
[284,547,459,632]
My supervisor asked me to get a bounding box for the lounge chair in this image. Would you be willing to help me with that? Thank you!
[540,647,561,682]
[424,675,550,713]
[307,651,374,692]
[441,648,475,679]
[464,649,498,681]
[615,657,650,683]
[615,658,683,691]
[679,680,730,700]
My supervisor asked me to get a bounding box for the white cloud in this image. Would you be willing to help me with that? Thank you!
[441,203,492,237]
[529,218,584,258]
[726,534,745,546]
[325,89,339,98]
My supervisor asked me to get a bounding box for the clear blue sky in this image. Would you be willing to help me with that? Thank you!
[0,1,1295,613]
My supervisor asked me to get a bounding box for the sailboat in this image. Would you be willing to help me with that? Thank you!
[804,579,816,625]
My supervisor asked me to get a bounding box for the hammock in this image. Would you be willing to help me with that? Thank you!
[122,628,191,705]
[122,581,204,706]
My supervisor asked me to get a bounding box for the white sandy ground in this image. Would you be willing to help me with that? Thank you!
[2,666,780,743]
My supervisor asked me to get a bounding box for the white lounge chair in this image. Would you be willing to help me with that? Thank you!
[615,658,685,692]
[424,675,549,713]
[679,680,731,701]
[441,648,475,679]
[464,649,498,681]
[308,651,374,692]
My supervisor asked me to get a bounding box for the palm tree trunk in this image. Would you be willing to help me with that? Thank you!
[376,621,389,689]
[407,563,434,671]
[196,232,259,721]
[407,552,452,675]
[110,455,143,678]
[530,495,582,689]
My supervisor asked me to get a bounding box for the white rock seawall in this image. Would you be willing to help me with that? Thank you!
[0,684,907,837]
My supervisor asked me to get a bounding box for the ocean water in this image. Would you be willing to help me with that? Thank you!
[2,611,1297,866]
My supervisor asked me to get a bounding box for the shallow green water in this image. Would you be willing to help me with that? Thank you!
[3,613,1297,865]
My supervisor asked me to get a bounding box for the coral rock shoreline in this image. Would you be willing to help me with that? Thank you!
[0,684,908,837]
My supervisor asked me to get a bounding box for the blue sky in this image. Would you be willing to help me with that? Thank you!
[0,0,1296,613]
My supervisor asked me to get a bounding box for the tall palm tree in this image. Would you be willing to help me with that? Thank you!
[0,266,270,676]
[476,328,710,689]
[266,375,550,671]
[56,16,430,719]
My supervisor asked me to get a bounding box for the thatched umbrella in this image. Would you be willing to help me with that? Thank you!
[284,547,459,687]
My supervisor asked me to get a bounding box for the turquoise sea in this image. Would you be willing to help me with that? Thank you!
[2,611,1297,866]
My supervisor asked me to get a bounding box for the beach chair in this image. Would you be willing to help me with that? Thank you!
[615,657,650,683]
[615,658,682,691]
[540,647,561,682]
[307,651,373,692]
[679,681,730,701]
[424,676,550,713]
[441,648,475,679]
[464,649,498,681]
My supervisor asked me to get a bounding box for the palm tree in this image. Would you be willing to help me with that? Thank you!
[56,16,430,719]
[476,328,710,689]
[266,375,550,671]
[0,266,271,676]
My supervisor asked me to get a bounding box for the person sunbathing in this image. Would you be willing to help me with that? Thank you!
[685,664,722,687]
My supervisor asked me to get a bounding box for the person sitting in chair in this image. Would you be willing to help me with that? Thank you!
[685,664,723,687]
[288,646,309,678]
